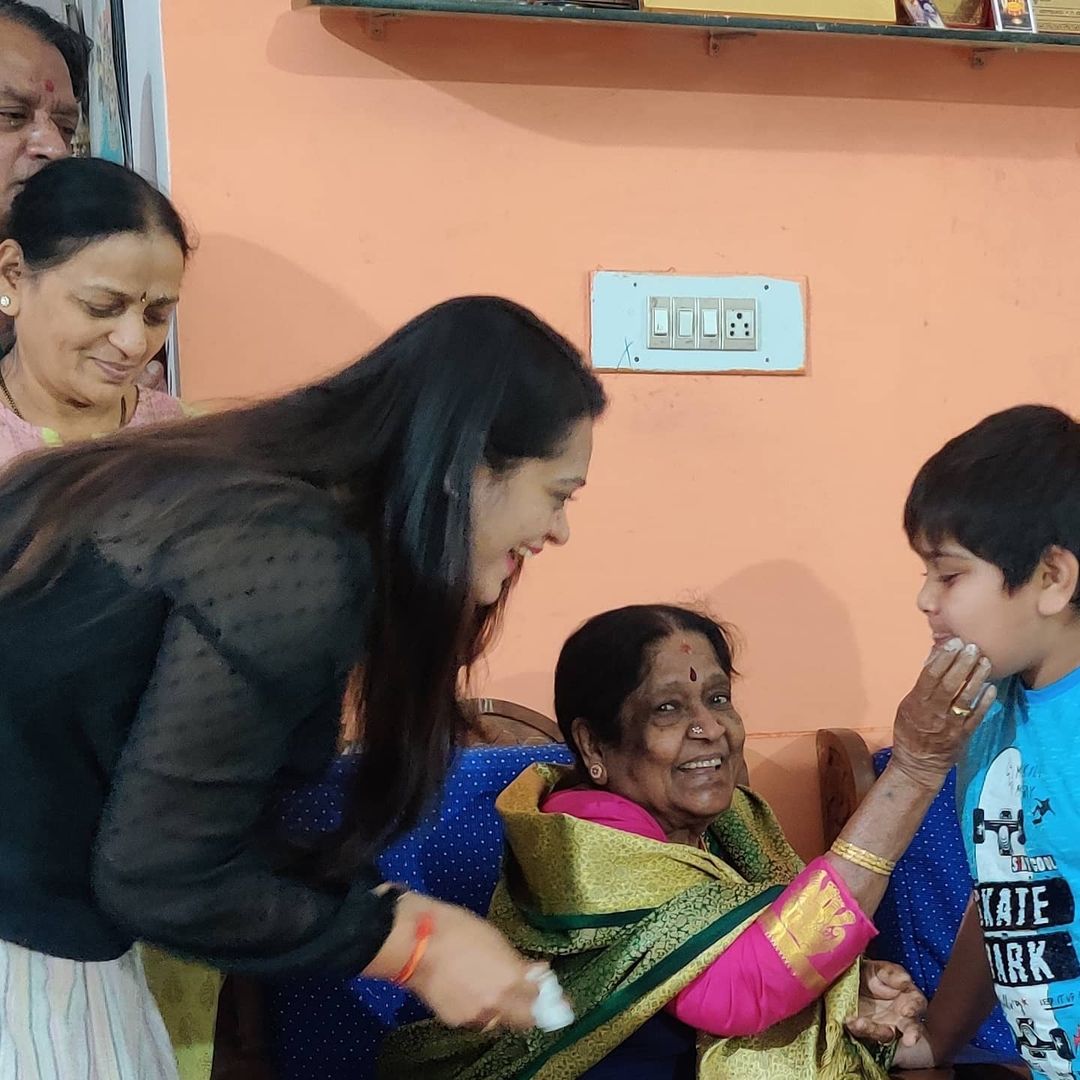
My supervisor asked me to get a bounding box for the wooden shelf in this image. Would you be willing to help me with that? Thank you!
[303,0,1080,52]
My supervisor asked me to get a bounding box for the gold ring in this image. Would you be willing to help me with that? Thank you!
[480,1016,501,1034]
[950,704,973,719]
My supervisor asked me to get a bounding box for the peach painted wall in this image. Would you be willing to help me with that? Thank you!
[160,0,1080,858]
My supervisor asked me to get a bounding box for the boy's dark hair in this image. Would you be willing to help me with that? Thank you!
[904,405,1080,600]
[0,0,91,101]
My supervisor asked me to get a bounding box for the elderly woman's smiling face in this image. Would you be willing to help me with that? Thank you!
[574,631,746,846]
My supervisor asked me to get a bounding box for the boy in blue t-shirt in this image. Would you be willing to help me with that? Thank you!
[895,405,1080,1079]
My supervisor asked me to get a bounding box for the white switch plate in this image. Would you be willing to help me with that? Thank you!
[590,272,806,374]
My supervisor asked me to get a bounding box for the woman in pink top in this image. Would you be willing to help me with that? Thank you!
[0,157,188,461]
[388,603,997,1079]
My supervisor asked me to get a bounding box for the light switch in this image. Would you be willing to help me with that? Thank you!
[647,296,672,349]
[698,298,720,350]
[672,297,696,350]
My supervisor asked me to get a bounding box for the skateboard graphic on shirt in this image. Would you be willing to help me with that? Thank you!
[972,747,1078,1079]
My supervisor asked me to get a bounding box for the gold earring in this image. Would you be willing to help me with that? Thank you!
[589,763,603,780]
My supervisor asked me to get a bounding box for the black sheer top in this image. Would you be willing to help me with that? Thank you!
[0,464,394,973]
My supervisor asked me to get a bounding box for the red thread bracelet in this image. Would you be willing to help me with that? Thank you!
[392,913,434,986]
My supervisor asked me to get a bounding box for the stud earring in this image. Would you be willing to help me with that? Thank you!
[0,296,10,308]
[589,763,604,780]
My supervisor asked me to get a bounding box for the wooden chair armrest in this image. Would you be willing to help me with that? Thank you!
[816,727,876,848]
[342,695,564,752]
[461,697,563,747]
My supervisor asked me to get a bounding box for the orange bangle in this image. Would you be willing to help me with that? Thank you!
[392,913,434,986]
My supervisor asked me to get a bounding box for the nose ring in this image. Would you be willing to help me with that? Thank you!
[690,724,705,735]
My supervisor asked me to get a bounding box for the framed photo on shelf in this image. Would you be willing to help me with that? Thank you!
[935,0,989,24]
[1033,1,1080,32]
[990,0,1037,29]
[899,0,947,26]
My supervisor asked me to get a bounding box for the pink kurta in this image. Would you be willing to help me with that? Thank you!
[0,389,186,465]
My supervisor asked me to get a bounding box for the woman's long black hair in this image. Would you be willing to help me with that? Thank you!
[0,294,606,879]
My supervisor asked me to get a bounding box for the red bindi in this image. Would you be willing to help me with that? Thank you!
[689,667,698,682]
[44,79,55,93]
[679,642,692,654]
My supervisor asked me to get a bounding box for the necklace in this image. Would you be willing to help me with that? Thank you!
[0,364,21,419]
[0,364,127,427]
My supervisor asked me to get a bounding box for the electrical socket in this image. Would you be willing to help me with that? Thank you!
[722,299,758,351]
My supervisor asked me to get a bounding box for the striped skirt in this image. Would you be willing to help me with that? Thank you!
[0,938,179,1080]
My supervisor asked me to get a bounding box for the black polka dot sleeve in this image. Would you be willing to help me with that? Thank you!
[89,483,395,976]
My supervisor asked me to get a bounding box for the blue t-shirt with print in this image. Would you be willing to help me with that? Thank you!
[958,665,1080,1080]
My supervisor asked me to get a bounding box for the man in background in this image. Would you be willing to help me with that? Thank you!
[0,1,86,358]
[0,0,85,220]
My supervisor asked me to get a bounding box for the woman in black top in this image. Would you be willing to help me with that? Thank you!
[0,275,605,1076]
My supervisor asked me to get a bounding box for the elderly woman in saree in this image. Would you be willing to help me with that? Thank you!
[383,603,996,1079]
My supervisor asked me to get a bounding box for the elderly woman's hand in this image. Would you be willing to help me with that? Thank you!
[844,958,927,1047]
[890,639,996,791]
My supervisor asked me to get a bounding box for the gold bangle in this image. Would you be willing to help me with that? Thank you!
[830,838,896,877]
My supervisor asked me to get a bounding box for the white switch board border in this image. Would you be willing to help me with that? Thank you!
[589,271,807,375]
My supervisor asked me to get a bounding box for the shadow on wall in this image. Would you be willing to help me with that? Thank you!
[486,558,869,736]
[265,8,1080,158]
[706,557,869,734]
[711,558,870,857]
[178,233,383,398]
